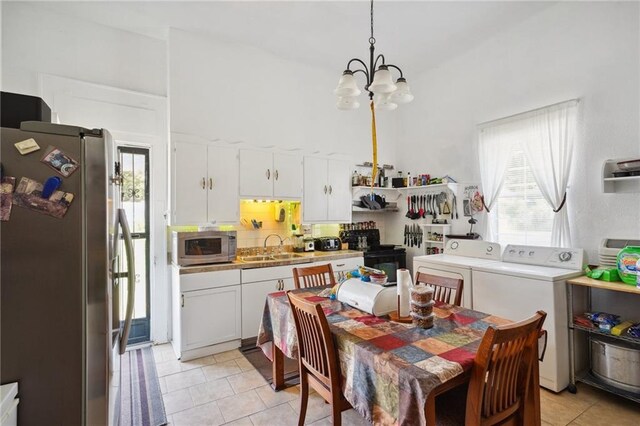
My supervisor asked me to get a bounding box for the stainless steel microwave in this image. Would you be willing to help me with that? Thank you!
[172,230,237,266]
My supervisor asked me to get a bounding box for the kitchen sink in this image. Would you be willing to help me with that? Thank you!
[239,253,305,262]
[270,253,305,260]
[240,255,275,262]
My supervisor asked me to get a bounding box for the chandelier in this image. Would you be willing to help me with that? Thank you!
[334,0,414,110]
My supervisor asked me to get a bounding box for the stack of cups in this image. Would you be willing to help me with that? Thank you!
[409,284,435,329]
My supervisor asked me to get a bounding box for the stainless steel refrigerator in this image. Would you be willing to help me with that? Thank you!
[0,121,135,426]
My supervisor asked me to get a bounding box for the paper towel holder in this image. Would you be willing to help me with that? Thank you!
[388,297,413,323]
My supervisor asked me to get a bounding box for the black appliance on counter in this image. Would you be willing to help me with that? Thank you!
[314,237,342,251]
[339,229,406,284]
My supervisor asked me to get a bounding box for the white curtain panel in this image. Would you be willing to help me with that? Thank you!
[478,123,516,242]
[521,100,578,247]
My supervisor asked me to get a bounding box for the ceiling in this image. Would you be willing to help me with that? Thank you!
[32,1,556,74]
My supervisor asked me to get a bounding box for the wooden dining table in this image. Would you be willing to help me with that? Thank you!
[257,286,541,426]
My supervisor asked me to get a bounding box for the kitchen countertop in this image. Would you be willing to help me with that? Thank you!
[175,250,364,275]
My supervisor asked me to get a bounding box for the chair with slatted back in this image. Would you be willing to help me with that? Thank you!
[415,272,464,306]
[436,310,547,426]
[287,291,351,426]
[292,264,337,289]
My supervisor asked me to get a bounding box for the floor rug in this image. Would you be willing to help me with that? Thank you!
[121,346,168,426]
[241,346,300,387]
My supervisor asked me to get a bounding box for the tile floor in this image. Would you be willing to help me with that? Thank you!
[153,344,640,426]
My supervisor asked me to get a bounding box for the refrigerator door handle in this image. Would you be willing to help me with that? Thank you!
[118,208,136,355]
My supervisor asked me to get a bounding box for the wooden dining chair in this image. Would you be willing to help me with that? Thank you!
[287,291,351,426]
[436,310,547,426]
[415,272,464,306]
[292,263,337,289]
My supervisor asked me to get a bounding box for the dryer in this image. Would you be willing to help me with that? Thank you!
[413,239,502,309]
[472,245,585,392]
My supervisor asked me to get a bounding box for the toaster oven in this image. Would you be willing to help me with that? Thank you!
[172,230,237,266]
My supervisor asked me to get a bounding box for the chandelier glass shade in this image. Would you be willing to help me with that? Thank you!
[334,0,413,111]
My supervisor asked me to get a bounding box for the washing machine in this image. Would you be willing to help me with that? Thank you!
[413,239,502,309]
[472,244,585,392]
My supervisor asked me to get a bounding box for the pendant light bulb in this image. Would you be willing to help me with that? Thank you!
[334,70,362,97]
[336,96,360,110]
[373,93,398,111]
[368,65,397,94]
[390,77,414,104]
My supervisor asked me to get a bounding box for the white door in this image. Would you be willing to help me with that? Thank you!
[173,142,208,224]
[208,146,239,223]
[239,149,273,197]
[241,280,282,339]
[327,159,352,223]
[181,286,241,351]
[303,157,328,222]
[273,153,302,198]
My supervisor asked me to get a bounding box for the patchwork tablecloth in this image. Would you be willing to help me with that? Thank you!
[257,287,510,426]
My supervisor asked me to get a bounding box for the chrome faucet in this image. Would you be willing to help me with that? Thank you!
[264,234,283,249]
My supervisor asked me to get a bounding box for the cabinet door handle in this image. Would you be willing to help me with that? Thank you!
[201,177,206,189]
[181,294,184,308]
[336,263,345,267]
[209,178,213,190]
[324,185,328,194]
[328,185,333,194]
[274,170,279,180]
[266,169,271,180]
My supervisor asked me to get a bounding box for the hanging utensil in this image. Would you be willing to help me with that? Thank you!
[452,194,459,219]
[404,224,408,246]
[405,196,411,218]
[418,195,425,218]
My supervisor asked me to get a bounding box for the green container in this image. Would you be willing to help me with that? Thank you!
[617,246,640,285]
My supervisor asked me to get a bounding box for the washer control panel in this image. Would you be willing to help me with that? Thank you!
[445,239,502,260]
[502,245,584,269]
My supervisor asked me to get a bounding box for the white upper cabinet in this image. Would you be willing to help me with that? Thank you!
[327,159,351,222]
[173,142,208,225]
[303,157,352,223]
[239,149,302,199]
[273,153,303,198]
[207,146,239,223]
[172,141,239,225]
[239,149,273,198]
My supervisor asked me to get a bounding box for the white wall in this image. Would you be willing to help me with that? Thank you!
[395,1,640,262]
[1,2,166,97]
[168,28,397,166]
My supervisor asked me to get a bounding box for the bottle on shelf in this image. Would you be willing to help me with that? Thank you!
[352,170,359,186]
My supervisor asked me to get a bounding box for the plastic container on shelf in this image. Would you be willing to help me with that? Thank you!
[616,246,640,285]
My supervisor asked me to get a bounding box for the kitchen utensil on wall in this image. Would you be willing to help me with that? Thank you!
[442,200,451,216]
[418,195,424,218]
[406,196,411,218]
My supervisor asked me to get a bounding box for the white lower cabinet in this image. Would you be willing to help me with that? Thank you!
[171,267,241,360]
[241,265,298,340]
[171,256,364,358]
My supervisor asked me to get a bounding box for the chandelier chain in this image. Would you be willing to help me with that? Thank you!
[369,0,375,45]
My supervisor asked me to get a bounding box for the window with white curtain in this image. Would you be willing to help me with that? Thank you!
[478,99,578,247]
[490,147,554,246]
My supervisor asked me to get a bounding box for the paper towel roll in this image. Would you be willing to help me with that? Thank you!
[397,269,413,317]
